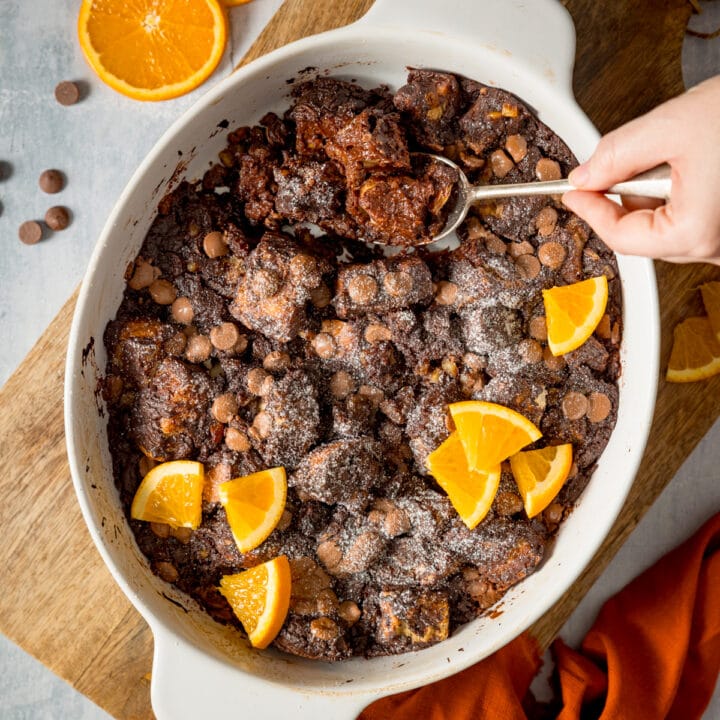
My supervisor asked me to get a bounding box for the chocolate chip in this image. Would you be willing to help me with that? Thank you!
[517,338,543,364]
[171,297,194,324]
[148,279,176,305]
[535,158,562,181]
[587,392,612,423]
[45,206,70,231]
[505,134,528,163]
[18,220,43,245]
[347,274,378,304]
[185,334,212,363]
[535,207,558,237]
[54,81,80,106]
[490,149,514,178]
[225,427,251,452]
[538,241,566,269]
[529,316,548,342]
[516,254,541,280]
[383,271,413,297]
[364,324,392,344]
[39,169,64,194]
[562,391,589,420]
[508,240,534,258]
[203,230,228,258]
[210,322,240,351]
[211,393,238,424]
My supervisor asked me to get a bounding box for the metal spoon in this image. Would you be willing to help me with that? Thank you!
[425,153,673,244]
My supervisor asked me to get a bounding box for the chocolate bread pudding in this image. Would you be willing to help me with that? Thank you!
[103,70,622,661]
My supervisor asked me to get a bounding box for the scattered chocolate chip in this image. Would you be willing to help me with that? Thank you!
[18,220,43,245]
[39,169,64,194]
[538,241,566,269]
[516,254,541,280]
[185,334,212,363]
[225,427,251,452]
[535,158,562,182]
[148,279,177,305]
[490,149,514,178]
[347,274,378,304]
[435,281,458,306]
[517,338,543,364]
[171,297,194,324]
[44,205,70,231]
[587,392,612,423]
[54,81,80,106]
[529,316,548,342]
[562,391,589,420]
[203,230,228,258]
[384,271,413,297]
[212,393,238,424]
[535,207,558,237]
[505,134,528,163]
[210,322,240,351]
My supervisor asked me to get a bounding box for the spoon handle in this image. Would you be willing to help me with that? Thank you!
[468,163,672,202]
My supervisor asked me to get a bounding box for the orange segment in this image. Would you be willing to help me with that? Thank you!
[130,460,204,529]
[449,401,542,472]
[426,432,500,529]
[666,316,720,383]
[219,467,287,553]
[509,444,573,518]
[78,0,228,101]
[700,281,720,341]
[542,276,609,356]
[219,555,291,649]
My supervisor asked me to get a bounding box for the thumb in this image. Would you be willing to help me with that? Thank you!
[569,108,678,191]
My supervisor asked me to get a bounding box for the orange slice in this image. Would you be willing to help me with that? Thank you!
[542,276,609,356]
[449,401,542,472]
[77,0,228,101]
[700,281,720,340]
[666,316,720,383]
[509,444,573,518]
[130,460,204,529]
[426,432,501,529]
[219,467,287,553]
[219,555,291,648]
[222,0,253,5]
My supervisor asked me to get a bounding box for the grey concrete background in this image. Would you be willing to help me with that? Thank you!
[0,0,718,717]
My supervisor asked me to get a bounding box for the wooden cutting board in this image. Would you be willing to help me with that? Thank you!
[1,1,718,718]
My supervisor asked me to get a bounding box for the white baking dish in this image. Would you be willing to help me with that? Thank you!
[64,1,659,717]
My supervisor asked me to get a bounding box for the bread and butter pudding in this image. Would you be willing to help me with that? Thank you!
[102,70,622,660]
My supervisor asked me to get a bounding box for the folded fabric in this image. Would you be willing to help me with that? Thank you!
[359,512,720,720]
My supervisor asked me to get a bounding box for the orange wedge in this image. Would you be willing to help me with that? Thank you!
[700,281,720,340]
[219,467,287,553]
[509,444,573,518]
[77,0,227,101]
[542,276,609,356]
[222,0,253,5]
[426,432,501,529]
[219,555,291,649]
[130,460,204,529]
[449,401,542,473]
[666,316,720,383]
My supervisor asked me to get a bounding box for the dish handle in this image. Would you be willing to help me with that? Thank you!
[355,0,576,93]
[150,625,383,720]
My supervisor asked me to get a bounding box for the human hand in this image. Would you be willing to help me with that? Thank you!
[562,75,720,265]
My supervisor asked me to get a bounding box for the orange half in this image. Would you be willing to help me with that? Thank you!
[219,467,287,553]
[542,275,609,356]
[666,316,720,383]
[78,0,228,101]
[426,432,501,529]
[130,459,204,529]
[219,555,291,649]
[509,444,573,518]
[449,401,542,473]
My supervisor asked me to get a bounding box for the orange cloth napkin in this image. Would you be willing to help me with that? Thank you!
[360,512,720,720]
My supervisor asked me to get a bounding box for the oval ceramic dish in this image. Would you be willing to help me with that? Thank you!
[65,1,659,717]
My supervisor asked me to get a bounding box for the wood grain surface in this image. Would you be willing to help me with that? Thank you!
[1,1,718,718]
